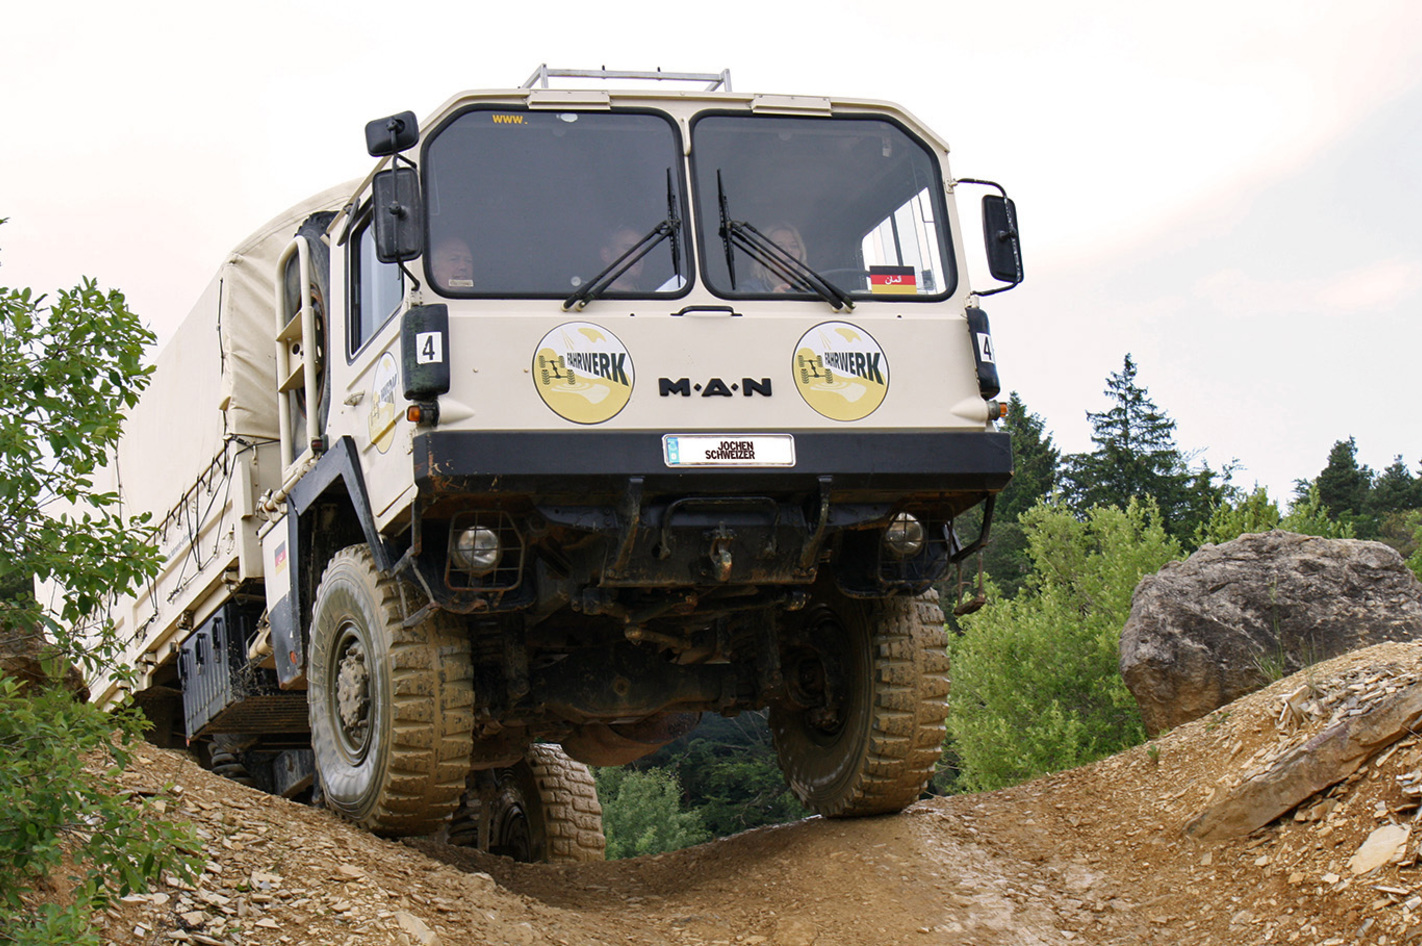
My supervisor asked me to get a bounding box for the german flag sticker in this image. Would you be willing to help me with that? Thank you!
[868,265,917,295]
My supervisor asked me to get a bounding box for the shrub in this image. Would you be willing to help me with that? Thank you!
[595,767,711,860]
[947,500,1181,791]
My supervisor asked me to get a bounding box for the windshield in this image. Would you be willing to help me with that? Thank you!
[692,115,954,300]
[423,109,689,297]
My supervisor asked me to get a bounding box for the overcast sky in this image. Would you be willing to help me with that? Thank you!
[3,0,1419,503]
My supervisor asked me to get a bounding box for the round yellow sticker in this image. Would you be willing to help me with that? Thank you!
[791,322,889,422]
[368,352,400,452]
[532,322,635,425]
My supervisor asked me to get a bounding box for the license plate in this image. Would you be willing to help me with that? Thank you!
[662,434,796,468]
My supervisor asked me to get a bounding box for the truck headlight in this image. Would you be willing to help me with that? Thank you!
[452,526,501,575]
[883,513,925,559]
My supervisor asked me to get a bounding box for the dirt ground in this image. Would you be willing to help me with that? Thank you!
[96,641,1422,946]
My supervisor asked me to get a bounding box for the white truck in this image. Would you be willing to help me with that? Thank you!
[104,67,1021,862]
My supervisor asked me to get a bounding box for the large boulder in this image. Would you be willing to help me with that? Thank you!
[1119,532,1422,736]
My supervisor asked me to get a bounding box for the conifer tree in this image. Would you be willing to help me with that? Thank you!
[1062,355,1218,542]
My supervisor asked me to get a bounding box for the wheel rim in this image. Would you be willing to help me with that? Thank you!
[330,622,372,761]
[784,612,850,740]
[486,771,536,862]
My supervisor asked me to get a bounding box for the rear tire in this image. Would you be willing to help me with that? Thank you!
[474,744,606,863]
[308,545,473,836]
[770,586,949,817]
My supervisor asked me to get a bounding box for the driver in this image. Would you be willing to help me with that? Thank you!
[430,236,474,289]
[747,224,807,293]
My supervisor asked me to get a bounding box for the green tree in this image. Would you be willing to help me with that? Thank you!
[1,230,200,943]
[1194,486,1283,546]
[659,714,808,837]
[977,393,1061,599]
[595,767,711,860]
[996,393,1060,521]
[947,500,1181,791]
[1310,437,1374,524]
[1282,484,1356,539]
[1062,355,1222,544]
[1369,456,1421,515]
[643,713,807,838]
[1,272,160,669]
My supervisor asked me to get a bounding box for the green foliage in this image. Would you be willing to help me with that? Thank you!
[1405,513,1422,582]
[996,393,1059,522]
[642,714,808,839]
[1194,486,1283,546]
[1311,436,1374,523]
[663,721,808,837]
[1,228,196,942]
[595,766,711,860]
[1,252,159,677]
[1282,485,1356,539]
[1369,456,1422,519]
[947,500,1181,792]
[1061,355,1225,546]
[977,393,1060,599]
[0,682,201,945]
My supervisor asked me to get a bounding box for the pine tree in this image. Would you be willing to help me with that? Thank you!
[996,392,1059,521]
[1062,355,1214,542]
[1312,437,1374,520]
[1369,456,1421,517]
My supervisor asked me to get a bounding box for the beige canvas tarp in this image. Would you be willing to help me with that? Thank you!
[113,181,354,522]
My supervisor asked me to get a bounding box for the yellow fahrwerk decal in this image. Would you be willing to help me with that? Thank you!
[368,352,400,452]
[533,322,635,424]
[791,321,889,422]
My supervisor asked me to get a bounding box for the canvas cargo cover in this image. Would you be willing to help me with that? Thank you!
[113,182,355,522]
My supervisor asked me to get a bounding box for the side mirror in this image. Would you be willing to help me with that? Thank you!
[981,194,1023,286]
[365,111,419,157]
[372,166,423,264]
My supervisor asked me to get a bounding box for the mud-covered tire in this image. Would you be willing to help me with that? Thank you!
[308,545,473,836]
[769,587,949,818]
[476,744,606,863]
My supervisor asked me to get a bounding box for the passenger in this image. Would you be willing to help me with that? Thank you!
[747,223,807,293]
[430,236,474,289]
[599,226,647,291]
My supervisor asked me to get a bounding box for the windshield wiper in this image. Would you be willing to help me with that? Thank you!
[715,171,853,312]
[564,169,682,311]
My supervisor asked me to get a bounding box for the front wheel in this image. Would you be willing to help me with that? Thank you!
[471,744,606,863]
[308,546,474,836]
[769,587,949,818]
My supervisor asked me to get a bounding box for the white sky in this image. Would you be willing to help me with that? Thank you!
[3,0,1420,503]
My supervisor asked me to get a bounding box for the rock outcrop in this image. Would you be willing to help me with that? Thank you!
[1119,531,1422,736]
[0,625,88,699]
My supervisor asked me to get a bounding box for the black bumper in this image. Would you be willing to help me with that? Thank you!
[415,429,1013,499]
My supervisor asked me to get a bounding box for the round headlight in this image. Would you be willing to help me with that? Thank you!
[453,526,501,575]
[883,512,925,559]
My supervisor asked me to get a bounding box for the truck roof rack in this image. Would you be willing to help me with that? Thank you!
[521,64,732,92]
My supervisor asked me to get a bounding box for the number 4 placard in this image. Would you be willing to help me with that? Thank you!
[416,331,444,365]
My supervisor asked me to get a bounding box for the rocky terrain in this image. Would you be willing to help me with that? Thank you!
[64,639,1422,946]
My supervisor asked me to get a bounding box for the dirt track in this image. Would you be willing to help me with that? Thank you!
[101,642,1422,945]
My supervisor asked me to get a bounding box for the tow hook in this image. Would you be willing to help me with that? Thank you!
[708,525,735,582]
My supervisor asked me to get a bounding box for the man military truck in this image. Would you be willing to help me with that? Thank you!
[101,66,1022,862]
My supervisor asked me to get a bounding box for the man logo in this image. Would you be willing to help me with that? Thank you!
[658,378,773,398]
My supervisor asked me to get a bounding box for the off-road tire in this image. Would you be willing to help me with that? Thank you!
[769,586,949,818]
[476,744,606,863]
[308,545,473,836]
